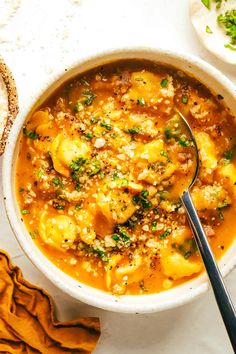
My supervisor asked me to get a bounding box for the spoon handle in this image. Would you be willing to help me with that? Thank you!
[181,190,236,352]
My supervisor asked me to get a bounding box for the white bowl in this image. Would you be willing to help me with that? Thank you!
[2,48,236,314]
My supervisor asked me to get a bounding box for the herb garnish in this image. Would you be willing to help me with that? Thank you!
[151,220,157,232]
[182,95,188,104]
[89,160,101,176]
[85,133,93,140]
[201,0,211,10]
[23,126,39,140]
[21,209,30,215]
[55,204,65,210]
[223,145,236,161]
[83,90,96,106]
[161,78,168,88]
[224,44,236,51]
[206,25,213,34]
[172,239,197,259]
[218,10,236,50]
[70,157,87,171]
[215,0,222,9]
[74,101,83,112]
[159,229,171,240]
[127,127,140,134]
[52,177,63,188]
[100,122,112,130]
[179,135,190,147]
[93,248,109,262]
[137,98,145,106]
[132,190,152,209]
[113,225,130,243]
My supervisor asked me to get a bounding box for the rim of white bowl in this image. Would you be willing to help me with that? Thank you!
[2,47,236,314]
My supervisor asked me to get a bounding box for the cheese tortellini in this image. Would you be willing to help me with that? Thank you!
[196,132,217,172]
[122,71,175,107]
[161,251,202,280]
[50,134,91,177]
[97,189,136,226]
[134,139,166,164]
[191,184,231,210]
[39,211,77,250]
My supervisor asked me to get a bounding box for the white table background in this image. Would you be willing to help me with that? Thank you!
[0,0,236,353]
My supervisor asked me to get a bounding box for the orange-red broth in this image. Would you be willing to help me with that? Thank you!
[16,60,236,295]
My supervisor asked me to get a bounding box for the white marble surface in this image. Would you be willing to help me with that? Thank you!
[0,0,236,353]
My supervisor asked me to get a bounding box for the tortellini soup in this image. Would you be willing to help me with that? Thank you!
[16,60,236,295]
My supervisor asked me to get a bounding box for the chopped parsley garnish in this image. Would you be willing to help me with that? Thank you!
[75,203,82,210]
[90,116,99,124]
[206,25,213,34]
[161,78,168,88]
[217,94,224,100]
[172,239,197,259]
[164,117,182,140]
[223,145,236,160]
[100,122,112,130]
[165,129,173,139]
[19,187,24,193]
[36,169,43,179]
[23,126,39,140]
[21,209,30,215]
[85,133,93,140]
[141,190,149,198]
[218,10,236,49]
[127,127,140,134]
[52,177,63,188]
[89,160,101,176]
[132,190,152,209]
[137,98,145,106]
[160,150,169,158]
[83,90,96,106]
[182,95,188,104]
[74,101,83,112]
[112,234,120,241]
[224,43,236,51]
[153,208,159,215]
[215,0,222,9]
[93,248,109,262]
[159,229,171,240]
[151,220,157,232]
[55,204,65,210]
[179,135,190,147]
[70,157,87,171]
[113,225,130,243]
[201,0,211,10]
[112,170,119,180]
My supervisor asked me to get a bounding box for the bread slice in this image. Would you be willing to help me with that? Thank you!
[0,56,18,155]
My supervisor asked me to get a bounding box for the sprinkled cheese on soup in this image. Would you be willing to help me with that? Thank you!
[16,60,236,295]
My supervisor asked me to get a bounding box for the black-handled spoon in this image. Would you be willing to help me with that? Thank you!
[177,109,236,352]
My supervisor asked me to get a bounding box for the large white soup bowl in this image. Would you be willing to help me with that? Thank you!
[3,48,236,313]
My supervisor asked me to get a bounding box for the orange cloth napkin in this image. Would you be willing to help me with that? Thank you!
[0,250,100,353]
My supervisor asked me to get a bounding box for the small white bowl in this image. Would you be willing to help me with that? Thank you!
[2,48,236,314]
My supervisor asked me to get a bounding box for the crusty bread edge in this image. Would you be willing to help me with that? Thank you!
[0,56,19,155]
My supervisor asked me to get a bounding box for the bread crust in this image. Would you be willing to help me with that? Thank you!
[0,56,18,155]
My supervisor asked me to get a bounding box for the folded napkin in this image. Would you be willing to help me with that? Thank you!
[0,250,100,353]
